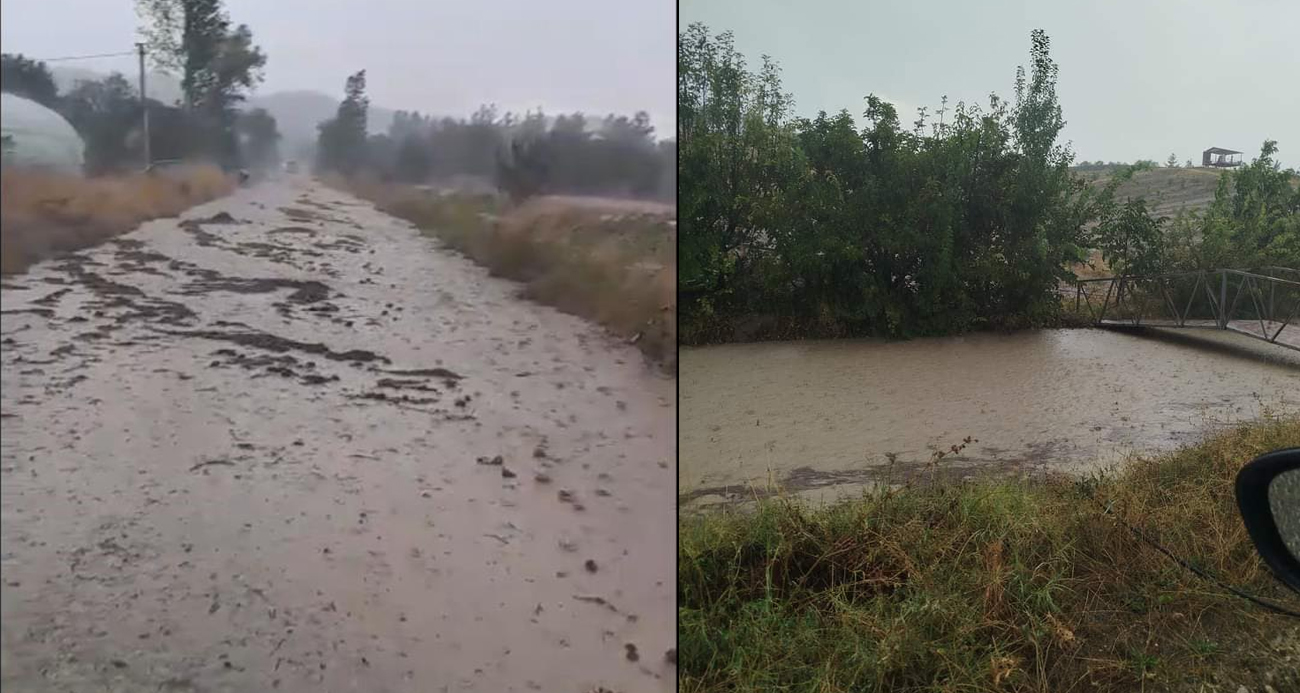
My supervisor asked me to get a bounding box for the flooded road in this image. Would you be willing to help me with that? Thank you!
[681,329,1300,506]
[0,178,675,692]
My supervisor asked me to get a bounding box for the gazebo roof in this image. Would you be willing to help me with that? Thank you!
[1204,147,1241,155]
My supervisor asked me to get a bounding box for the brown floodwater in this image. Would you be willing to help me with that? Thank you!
[1,177,675,692]
[681,328,1300,506]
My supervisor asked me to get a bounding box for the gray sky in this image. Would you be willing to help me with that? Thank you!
[682,0,1300,167]
[2,0,675,136]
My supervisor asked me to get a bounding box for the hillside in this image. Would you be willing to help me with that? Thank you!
[1073,165,1226,218]
[245,90,396,155]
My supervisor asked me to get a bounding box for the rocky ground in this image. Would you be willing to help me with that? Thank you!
[0,176,676,692]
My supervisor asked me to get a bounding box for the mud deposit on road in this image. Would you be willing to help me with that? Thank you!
[1,177,676,692]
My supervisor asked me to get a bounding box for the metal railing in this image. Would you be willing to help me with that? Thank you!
[1075,268,1299,351]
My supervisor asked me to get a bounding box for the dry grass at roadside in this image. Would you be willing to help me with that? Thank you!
[1,165,233,276]
[680,415,1300,693]
[340,178,677,369]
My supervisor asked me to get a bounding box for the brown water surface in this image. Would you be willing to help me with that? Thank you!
[681,329,1300,506]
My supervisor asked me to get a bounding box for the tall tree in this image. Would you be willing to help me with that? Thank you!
[678,25,1108,338]
[136,0,266,165]
[136,0,225,107]
[495,134,550,202]
[316,70,369,174]
[1,53,60,107]
[236,107,280,169]
[394,134,432,182]
[59,74,142,173]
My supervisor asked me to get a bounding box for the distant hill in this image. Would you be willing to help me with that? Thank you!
[1073,165,1228,218]
[244,90,395,155]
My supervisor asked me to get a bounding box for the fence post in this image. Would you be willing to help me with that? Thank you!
[1270,279,1276,323]
[1219,270,1228,329]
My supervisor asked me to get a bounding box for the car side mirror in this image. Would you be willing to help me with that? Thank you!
[1236,448,1300,594]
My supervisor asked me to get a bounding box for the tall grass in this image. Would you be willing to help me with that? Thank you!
[1,164,233,275]
[341,178,677,369]
[680,416,1300,692]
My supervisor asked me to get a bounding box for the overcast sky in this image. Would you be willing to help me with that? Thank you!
[681,0,1300,167]
[2,0,674,135]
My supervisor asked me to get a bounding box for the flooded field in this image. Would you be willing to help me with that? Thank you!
[681,329,1300,506]
[1,178,675,692]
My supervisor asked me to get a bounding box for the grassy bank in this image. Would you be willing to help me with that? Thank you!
[340,179,677,368]
[1,165,233,275]
[680,416,1300,692]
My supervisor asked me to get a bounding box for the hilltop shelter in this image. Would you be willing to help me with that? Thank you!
[0,93,85,174]
[1202,147,1242,168]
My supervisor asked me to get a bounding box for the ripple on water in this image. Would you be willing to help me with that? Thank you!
[680,327,1300,498]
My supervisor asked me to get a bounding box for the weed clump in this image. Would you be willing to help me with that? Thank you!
[339,178,676,369]
[1,164,233,275]
[679,415,1300,692]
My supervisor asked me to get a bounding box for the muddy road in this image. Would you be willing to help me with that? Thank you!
[0,177,676,692]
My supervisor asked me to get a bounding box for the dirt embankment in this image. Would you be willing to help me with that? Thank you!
[0,176,676,693]
[1075,165,1226,218]
[1,164,234,275]
[339,179,677,370]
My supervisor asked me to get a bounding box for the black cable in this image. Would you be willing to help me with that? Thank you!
[1083,489,1300,619]
[34,51,136,63]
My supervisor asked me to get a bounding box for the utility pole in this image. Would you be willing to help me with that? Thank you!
[137,42,151,170]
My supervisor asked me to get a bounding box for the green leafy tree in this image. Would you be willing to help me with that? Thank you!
[1166,153,1179,168]
[316,70,369,174]
[394,133,432,182]
[1095,198,1167,277]
[679,25,1102,339]
[1215,140,1299,268]
[236,107,280,169]
[678,24,799,308]
[495,134,551,202]
[1,53,59,107]
[59,74,142,173]
[136,0,266,166]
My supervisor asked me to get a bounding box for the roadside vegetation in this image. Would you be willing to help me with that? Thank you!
[1,1,280,276]
[679,414,1300,692]
[313,70,674,203]
[313,68,677,368]
[0,165,232,275]
[678,24,1300,345]
[3,1,278,174]
[342,179,677,368]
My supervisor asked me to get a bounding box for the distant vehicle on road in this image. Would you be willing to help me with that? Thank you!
[284,160,299,173]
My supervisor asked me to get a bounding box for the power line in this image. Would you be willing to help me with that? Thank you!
[1083,487,1300,620]
[34,51,136,63]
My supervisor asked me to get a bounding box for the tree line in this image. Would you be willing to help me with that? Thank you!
[1,0,278,174]
[314,70,675,202]
[678,23,1298,341]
